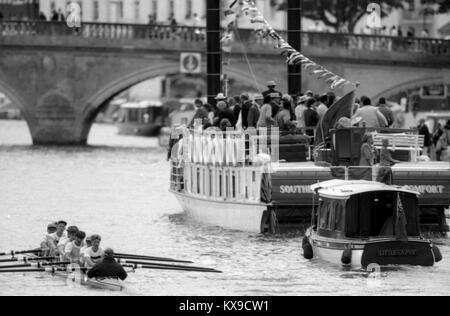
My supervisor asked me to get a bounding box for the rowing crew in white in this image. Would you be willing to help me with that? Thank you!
[40,221,104,269]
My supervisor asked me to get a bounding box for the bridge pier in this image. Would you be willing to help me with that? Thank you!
[30,124,88,146]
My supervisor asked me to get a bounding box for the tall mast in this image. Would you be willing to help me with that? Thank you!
[287,0,302,95]
[206,0,222,105]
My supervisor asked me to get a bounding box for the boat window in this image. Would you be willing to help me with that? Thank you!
[226,171,229,199]
[219,170,223,198]
[232,171,236,199]
[334,202,345,232]
[319,200,330,230]
[209,169,212,197]
[345,191,420,238]
[128,109,139,123]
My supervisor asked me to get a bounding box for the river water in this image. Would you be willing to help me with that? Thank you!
[0,120,449,296]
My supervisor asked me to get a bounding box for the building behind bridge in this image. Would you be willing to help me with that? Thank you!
[0,0,443,39]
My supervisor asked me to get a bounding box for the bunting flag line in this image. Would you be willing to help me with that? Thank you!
[238,0,358,90]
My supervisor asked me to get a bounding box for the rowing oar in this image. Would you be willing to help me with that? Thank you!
[0,261,71,269]
[118,259,222,273]
[0,267,88,274]
[115,253,193,264]
[0,256,57,263]
[123,264,222,274]
[0,249,41,256]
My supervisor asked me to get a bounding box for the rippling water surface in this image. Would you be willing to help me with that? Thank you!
[0,120,449,296]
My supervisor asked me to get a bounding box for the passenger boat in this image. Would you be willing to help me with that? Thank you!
[116,100,164,136]
[302,180,443,268]
[169,125,450,234]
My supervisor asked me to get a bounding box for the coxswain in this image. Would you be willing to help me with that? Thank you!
[64,230,86,264]
[40,223,58,256]
[83,235,104,269]
[87,248,128,281]
[58,226,79,260]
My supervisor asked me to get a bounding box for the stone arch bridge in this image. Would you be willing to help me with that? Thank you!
[1,21,449,145]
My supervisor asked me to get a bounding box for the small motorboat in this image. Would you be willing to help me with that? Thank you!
[303,180,443,268]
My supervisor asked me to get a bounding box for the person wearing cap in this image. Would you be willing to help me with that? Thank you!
[305,90,314,99]
[248,94,263,129]
[262,81,282,99]
[64,230,86,264]
[295,95,309,129]
[214,93,227,102]
[83,235,104,269]
[87,248,128,281]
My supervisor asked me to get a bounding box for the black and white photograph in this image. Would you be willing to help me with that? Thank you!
[0,0,449,299]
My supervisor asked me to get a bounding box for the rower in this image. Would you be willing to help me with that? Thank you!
[47,220,67,254]
[58,226,79,260]
[40,223,58,256]
[83,235,104,269]
[52,220,68,244]
[87,248,128,281]
[64,230,86,264]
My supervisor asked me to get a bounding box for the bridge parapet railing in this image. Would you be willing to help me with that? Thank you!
[0,20,206,42]
[237,28,450,56]
[1,20,449,57]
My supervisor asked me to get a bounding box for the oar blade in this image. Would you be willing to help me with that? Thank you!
[115,253,193,264]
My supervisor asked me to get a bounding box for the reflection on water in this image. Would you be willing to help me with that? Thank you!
[0,120,449,296]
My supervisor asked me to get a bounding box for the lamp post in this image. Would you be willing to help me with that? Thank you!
[206,0,222,106]
[287,0,302,96]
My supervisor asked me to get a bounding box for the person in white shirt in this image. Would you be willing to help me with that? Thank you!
[49,220,67,248]
[83,235,104,269]
[316,95,329,119]
[40,223,57,256]
[58,226,78,260]
[64,231,86,264]
[295,96,308,129]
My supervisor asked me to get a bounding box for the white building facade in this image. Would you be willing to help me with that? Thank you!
[38,0,449,37]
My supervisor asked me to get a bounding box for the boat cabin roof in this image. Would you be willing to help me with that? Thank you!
[120,100,163,109]
[311,180,420,200]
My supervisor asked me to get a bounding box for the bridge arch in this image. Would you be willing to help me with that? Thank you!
[80,62,266,140]
[373,76,449,101]
[0,76,35,137]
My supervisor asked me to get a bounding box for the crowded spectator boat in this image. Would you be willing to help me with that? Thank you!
[302,180,443,268]
[169,120,450,234]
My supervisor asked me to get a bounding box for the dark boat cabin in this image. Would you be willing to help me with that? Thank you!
[314,187,420,240]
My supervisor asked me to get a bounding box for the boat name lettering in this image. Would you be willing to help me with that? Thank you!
[279,185,312,194]
[401,185,445,195]
[378,249,417,257]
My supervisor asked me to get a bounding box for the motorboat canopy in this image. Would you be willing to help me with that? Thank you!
[311,180,422,239]
[311,180,420,200]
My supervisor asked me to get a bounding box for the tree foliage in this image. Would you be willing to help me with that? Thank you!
[278,0,450,33]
